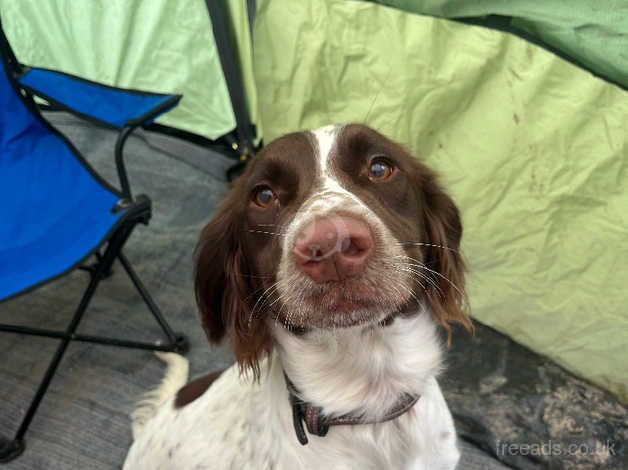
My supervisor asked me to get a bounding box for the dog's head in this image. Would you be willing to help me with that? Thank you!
[195,124,470,374]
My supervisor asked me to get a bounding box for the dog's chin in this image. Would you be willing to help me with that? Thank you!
[279,305,390,330]
[277,282,406,330]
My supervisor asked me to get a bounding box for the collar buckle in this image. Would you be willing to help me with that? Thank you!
[288,391,309,445]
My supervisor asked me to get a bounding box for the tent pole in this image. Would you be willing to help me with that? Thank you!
[205,1,255,160]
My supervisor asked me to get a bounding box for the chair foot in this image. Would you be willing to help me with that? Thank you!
[171,334,189,354]
[0,436,24,463]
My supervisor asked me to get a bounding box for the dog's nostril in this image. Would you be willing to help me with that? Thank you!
[341,237,369,257]
[307,244,324,260]
[344,241,359,256]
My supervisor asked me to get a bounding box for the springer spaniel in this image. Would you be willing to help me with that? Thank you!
[124,124,471,470]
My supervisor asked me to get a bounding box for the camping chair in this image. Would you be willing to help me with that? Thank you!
[0,19,188,462]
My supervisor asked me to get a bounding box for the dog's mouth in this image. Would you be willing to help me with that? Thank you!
[273,274,409,329]
[306,282,379,313]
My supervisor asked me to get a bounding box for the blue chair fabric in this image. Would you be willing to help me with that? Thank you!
[0,36,181,302]
[0,57,130,300]
[19,67,180,129]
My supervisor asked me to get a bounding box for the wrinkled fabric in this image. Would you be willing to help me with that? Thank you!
[253,0,628,400]
[0,0,235,139]
[368,0,628,89]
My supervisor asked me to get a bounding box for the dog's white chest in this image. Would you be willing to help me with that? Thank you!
[124,365,459,470]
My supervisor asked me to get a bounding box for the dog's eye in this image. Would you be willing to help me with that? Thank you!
[252,186,277,208]
[368,157,394,182]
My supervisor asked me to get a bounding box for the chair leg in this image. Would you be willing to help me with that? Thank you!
[0,274,101,463]
[0,324,185,352]
[0,221,187,462]
[117,251,188,353]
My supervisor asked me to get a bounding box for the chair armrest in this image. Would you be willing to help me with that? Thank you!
[18,67,181,129]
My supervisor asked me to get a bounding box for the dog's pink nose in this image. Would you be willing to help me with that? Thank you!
[293,216,373,283]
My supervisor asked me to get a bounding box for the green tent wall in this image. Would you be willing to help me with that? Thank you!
[368,0,628,90]
[252,0,628,401]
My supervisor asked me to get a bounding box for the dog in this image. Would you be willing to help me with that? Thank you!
[123,124,471,470]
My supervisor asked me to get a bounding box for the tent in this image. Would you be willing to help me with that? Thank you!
[254,0,628,406]
[1,0,626,466]
[250,0,628,404]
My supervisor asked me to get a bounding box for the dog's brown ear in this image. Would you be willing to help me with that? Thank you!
[420,171,472,342]
[194,192,271,378]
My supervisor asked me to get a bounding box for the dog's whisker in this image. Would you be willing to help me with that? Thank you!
[400,273,442,303]
[255,223,285,228]
[244,284,272,303]
[393,254,464,297]
[403,268,440,293]
[238,273,275,279]
[247,229,286,237]
[389,276,422,305]
[395,265,445,301]
[403,261,465,298]
[398,241,460,254]
[395,263,439,290]
[384,284,409,311]
[249,282,280,324]
[401,267,447,300]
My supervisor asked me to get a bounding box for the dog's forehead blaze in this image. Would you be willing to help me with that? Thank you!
[308,125,376,203]
[310,124,340,175]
